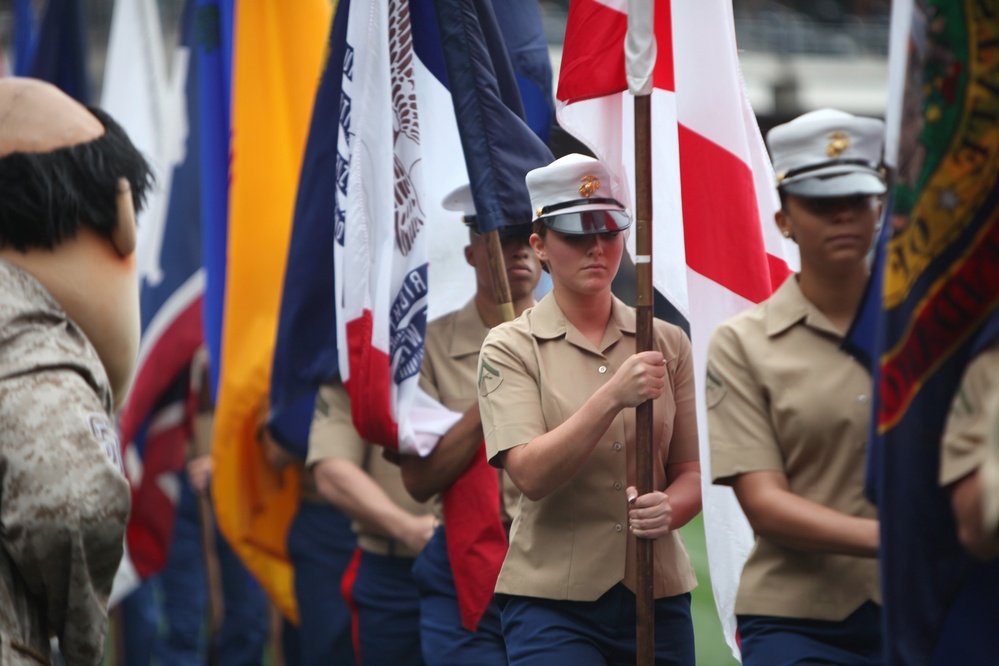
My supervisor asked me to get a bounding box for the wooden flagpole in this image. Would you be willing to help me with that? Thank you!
[629,1,656,663]
[634,91,655,666]
[191,359,224,666]
[483,229,516,324]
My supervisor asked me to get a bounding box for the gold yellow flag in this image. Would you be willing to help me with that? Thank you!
[211,0,332,623]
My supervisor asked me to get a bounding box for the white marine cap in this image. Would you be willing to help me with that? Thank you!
[441,183,477,218]
[441,183,532,238]
[767,108,886,198]
[526,153,631,235]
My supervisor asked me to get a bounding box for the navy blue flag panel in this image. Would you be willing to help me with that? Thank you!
[431,0,554,233]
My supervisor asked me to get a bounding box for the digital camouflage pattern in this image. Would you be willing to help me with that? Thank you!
[0,260,130,665]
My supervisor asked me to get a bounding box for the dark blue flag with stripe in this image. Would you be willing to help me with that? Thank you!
[843,2,999,662]
[430,0,554,233]
[267,1,350,457]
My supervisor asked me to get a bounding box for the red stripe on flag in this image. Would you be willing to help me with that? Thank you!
[767,253,793,292]
[119,295,203,446]
[126,417,188,577]
[654,0,675,92]
[341,548,363,664]
[557,0,674,104]
[442,444,507,631]
[557,1,627,103]
[345,312,399,449]
[678,124,787,304]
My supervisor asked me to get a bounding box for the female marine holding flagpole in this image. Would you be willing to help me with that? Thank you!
[706,109,885,666]
[477,154,701,665]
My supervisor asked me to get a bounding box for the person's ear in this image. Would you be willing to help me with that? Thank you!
[464,244,475,266]
[775,208,795,243]
[111,177,137,257]
[529,232,547,263]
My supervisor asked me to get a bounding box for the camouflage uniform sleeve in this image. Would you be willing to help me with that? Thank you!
[0,369,131,665]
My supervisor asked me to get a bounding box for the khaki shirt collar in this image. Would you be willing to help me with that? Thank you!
[765,275,842,339]
[448,298,491,359]
[531,292,635,353]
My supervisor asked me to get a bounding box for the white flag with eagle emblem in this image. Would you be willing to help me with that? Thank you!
[334,0,465,454]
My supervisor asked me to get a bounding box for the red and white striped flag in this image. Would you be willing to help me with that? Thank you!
[558,0,797,658]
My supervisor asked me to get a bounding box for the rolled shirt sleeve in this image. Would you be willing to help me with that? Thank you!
[307,381,368,467]
[706,322,784,484]
[940,344,998,488]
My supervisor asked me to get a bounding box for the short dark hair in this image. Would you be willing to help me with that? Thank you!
[0,107,153,252]
[778,188,789,210]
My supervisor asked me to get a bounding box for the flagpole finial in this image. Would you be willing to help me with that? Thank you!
[625,0,655,96]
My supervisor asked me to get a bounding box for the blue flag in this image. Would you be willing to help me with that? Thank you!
[268,1,350,457]
[195,0,235,401]
[25,0,89,104]
[430,0,554,233]
[13,0,37,76]
[843,2,999,662]
[491,0,554,143]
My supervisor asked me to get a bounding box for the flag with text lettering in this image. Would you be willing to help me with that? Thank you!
[334,0,475,454]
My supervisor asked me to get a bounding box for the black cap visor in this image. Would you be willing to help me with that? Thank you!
[465,218,534,240]
[540,209,632,235]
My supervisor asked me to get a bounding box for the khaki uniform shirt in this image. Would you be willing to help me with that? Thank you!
[420,298,520,523]
[940,342,998,487]
[706,276,879,621]
[0,260,131,665]
[307,381,431,558]
[479,293,698,601]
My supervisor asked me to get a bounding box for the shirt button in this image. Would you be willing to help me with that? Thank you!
[614,524,623,532]
[613,442,623,451]
[858,394,868,404]
[598,365,607,374]
[614,482,622,490]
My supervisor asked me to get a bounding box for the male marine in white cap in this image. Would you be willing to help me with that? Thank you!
[399,184,540,666]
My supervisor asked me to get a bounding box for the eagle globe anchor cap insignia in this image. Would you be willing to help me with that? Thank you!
[579,175,600,198]
[826,131,850,158]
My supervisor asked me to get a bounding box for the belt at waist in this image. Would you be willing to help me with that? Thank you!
[298,467,325,504]
[298,485,326,505]
[357,533,419,559]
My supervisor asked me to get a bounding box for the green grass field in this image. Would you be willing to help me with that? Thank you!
[104,513,740,665]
